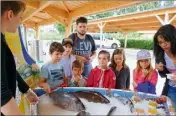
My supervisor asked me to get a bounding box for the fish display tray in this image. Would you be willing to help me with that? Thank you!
[33,87,173,115]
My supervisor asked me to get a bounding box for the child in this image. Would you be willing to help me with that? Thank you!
[87,50,116,88]
[38,42,67,93]
[68,60,87,87]
[59,38,76,78]
[109,49,130,90]
[133,50,158,94]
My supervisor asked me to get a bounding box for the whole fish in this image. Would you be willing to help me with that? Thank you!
[73,90,110,104]
[115,96,129,105]
[115,96,134,113]
[49,91,86,112]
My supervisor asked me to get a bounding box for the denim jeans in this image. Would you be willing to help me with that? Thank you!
[82,63,93,78]
[167,85,176,111]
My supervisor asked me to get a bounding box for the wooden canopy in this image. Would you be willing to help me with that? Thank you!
[22,0,147,36]
[86,5,176,32]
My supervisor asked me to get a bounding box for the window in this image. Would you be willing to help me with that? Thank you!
[92,34,100,40]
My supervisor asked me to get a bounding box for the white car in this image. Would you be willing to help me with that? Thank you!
[88,33,121,49]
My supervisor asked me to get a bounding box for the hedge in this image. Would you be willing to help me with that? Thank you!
[119,39,153,50]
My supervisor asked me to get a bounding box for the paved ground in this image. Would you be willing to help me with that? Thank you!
[40,48,165,95]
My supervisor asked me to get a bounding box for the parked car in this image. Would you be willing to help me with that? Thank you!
[88,33,121,49]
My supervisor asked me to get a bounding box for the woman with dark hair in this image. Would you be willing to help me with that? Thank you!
[153,24,176,110]
[109,49,130,90]
[1,1,39,115]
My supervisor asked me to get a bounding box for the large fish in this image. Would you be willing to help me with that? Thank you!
[73,90,110,104]
[115,96,134,113]
[49,91,86,112]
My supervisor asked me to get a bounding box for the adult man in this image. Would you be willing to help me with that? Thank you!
[68,17,97,78]
[1,1,39,115]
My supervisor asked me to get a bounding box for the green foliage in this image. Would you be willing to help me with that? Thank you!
[40,32,64,40]
[106,32,146,40]
[54,22,65,33]
[119,39,153,50]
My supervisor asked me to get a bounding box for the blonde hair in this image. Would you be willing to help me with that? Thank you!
[134,59,154,81]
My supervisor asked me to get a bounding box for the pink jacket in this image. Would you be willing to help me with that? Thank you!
[133,68,158,86]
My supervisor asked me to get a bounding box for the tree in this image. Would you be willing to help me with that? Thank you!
[54,22,65,33]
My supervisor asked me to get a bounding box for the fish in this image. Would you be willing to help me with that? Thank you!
[73,90,110,104]
[128,98,135,113]
[115,96,134,113]
[115,96,129,105]
[76,106,117,116]
[107,106,117,116]
[76,111,91,116]
[49,91,86,112]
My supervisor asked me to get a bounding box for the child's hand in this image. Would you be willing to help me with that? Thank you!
[78,56,88,63]
[155,62,164,71]
[31,63,40,71]
[41,83,51,93]
[132,82,137,88]
[171,73,176,83]
[142,69,149,76]
[75,75,80,82]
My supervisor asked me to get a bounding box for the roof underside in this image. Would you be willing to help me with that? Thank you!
[87,6,176,32]
[23,1,176,32]
[23,1,147,28]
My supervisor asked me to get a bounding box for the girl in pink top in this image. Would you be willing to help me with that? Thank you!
[133,50,158,92]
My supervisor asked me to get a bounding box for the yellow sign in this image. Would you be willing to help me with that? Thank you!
[5,28,39,114]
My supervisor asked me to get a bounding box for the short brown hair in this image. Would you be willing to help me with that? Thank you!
[98,50,110,60]
[49,42,64,54]
[1,1,26,16]
[72,60,84,69]
[76,17,87,25]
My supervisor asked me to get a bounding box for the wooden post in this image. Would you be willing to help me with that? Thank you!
[24,25,28,51]
[34,25,40,61]
[124,32,128,48]
[65,17,72,37]
[156,13,175,25]
[98,22,106,49]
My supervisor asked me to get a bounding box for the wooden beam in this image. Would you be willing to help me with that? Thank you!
[169,14,176,24]
[70,1,146,18]
[88,16,159,27]
[39,18,56,26]
[89,5,176,25]
[24,21,38,29]
[61,1,70,13]
[65,17,73,37]
[105,22,162,28]
[88,26,160,32]
[33,16,46,21]
[22,1,55,22]
[43,11,68,26]
[88,21,161,29]
[124,28,159,32]
[43,6,69,19]
[24,1,39,9]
